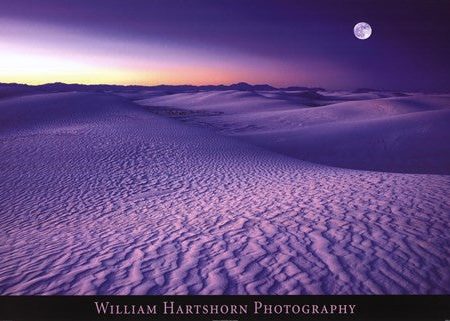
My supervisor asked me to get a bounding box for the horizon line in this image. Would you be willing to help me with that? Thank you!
[1,81,447,94]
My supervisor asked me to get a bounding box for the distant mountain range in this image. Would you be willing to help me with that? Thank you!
[0,82,326,99]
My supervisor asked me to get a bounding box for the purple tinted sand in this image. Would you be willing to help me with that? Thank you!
[0,92,449,294]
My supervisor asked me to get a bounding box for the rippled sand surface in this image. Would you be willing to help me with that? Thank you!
[1,92,449,294]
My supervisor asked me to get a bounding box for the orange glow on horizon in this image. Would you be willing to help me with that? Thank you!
[0,45,281,86]
[0,18,272,86]
[0,18,339,88]
[0,50,254,86]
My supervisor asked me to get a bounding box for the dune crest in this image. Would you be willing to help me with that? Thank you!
[137,91,450,174]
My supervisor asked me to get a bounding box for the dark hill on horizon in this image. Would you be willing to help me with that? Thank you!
[0,82,328,100]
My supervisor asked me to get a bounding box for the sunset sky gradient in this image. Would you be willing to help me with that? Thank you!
[1,0,449,90]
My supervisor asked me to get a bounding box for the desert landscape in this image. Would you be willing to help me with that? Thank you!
[0,83,449,294]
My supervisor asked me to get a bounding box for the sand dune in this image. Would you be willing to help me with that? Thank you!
[243,108,450,174]
[1,92,449,294]
[137,92,450,174]
[138,90,299,113]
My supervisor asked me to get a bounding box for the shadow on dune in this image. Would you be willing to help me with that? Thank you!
[136,90,450,175]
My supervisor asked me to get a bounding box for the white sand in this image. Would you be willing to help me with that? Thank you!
[0,91,449,294]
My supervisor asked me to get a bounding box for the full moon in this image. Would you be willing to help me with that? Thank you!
[354,22,372,40]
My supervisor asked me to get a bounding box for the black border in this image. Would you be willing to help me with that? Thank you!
[1,295,449,321]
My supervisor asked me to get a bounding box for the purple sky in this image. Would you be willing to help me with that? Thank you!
[1,0,449,90]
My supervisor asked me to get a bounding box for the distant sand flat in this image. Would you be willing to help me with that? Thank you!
[0,92,449,294]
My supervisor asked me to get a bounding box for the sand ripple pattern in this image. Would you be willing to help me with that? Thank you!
[0,93,449,294]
